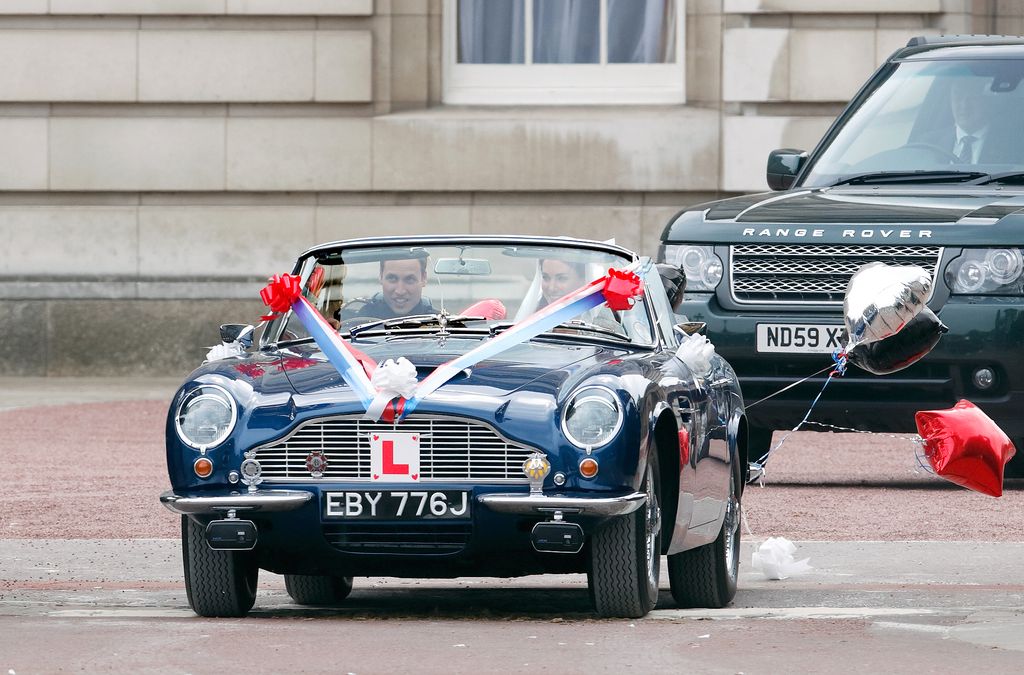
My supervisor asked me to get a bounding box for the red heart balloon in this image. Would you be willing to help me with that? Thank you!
[915,399,1016,497]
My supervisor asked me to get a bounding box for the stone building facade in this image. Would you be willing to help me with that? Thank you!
[0,0,1017,375]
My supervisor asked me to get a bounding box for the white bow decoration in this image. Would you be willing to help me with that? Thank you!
[205,341,245,363]
[364,357,419,421]
[676,332,716,376]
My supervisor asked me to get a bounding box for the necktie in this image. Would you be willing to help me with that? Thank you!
[957,135,976,163]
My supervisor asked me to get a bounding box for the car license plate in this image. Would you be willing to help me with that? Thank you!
[324,490,471,520]
[756,323,846,354]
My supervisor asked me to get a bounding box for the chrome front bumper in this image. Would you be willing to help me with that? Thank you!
[159,489,313,515]
[478,491,646,516]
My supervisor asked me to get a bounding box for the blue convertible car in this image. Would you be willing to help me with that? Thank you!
[160,235,749,618]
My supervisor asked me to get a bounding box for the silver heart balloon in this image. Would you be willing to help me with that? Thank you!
[844,262,932,348]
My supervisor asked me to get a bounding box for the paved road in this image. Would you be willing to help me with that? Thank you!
[2,378,1023,673]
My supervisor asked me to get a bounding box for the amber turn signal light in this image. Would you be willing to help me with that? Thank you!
[578,457,599,478]
[194,457,214,478]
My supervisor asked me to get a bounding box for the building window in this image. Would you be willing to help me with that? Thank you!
[443,0,685,105]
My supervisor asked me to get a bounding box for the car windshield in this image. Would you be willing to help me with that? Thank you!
[802,57,1024,187]
[272,241,656,346]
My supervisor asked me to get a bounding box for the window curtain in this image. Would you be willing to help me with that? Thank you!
[608,0,674,64]
[458,0,674,65]
[458,0,525,64]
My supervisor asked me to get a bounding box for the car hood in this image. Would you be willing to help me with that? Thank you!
[664,186,1024,246]
[275,336,632,402]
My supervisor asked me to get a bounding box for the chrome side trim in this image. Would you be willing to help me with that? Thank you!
[159,489,313,515]
[478,491,646,516]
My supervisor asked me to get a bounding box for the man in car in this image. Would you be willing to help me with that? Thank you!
[339,257,434,321]
[926,77,1014,164]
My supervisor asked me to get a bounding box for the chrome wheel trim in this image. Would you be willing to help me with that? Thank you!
[644,463,661,588]
[723,468,740,580]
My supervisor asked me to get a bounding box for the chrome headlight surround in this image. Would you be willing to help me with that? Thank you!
[946,248,1024,295]
[661,244,723,292]
[561,386,624,450]
[174,384,238,451]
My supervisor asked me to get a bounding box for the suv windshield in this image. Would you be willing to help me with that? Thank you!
[802,57,1024,187]
[272,242,655,346]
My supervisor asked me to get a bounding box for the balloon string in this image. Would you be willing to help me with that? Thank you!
[751,348,849,480]
[744,363,834,410]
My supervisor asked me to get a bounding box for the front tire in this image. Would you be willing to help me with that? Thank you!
[588,454,661,618]
[181,516,258,618]
[668,458,741,608]
[284,574,354,606]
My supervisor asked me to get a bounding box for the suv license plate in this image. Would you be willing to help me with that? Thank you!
[756,323,846,354]
[325,490,471,520]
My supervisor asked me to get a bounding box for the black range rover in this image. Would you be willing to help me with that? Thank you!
[660,35,1024,472]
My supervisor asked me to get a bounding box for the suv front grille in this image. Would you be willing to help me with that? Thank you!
[730,244,942,305]
[253,415,536,483]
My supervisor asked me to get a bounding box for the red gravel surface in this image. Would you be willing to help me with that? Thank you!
[1,401,1021,541]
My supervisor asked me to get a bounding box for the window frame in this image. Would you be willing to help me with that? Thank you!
[442,0,686,105]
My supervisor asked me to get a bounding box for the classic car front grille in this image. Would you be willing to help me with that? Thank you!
[730,244,942,305]
[322,522,472,555]
[253,415,536,483]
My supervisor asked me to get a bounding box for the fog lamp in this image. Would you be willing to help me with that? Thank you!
[579,457,599,479]
[193,457,214,478]
[972,367,996,390]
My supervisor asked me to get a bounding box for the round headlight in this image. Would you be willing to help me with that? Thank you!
[986,248,1024,284]
[561,386,623,449]
[175,384,237,450]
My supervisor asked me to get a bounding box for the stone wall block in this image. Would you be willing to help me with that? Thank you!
[0,208,138,276]
[722,115,833,192]
[722,28,789,102]
[0,119,47,190]
[372,109,719,192]
[0,31,136,101]
[724,0,941,12]
[138,206,316,278]
[226,0,372,14]
[790,30,876,102]
[50,118,226,191]
[45,299,266,377]
[226,118,372,191]
[139,31,314,102]
[316,31,373,102]
[315,205,471,242]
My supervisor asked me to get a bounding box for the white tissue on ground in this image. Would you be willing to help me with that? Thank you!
[751,537,812,580]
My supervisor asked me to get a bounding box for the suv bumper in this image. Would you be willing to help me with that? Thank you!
[682,295,1024,440]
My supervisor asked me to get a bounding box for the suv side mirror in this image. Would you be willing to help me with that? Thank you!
[766,149,808,191]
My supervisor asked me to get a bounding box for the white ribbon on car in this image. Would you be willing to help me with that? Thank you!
[205,341,245,363]
[364,357,419,421]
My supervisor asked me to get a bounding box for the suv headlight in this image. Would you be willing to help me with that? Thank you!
[661,244,723,291]
[946,248,1024,295]
[175,384,237,450]
[561,386,623,449]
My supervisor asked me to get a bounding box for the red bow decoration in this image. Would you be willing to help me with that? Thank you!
[915,399,1017,497]
[259,273,303,321]
[601,268,644,311]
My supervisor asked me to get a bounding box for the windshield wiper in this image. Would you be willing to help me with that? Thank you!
[967,171,1024,185]
[348,313,488,338]
[550,320,630,342]
[830,170,988,187]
